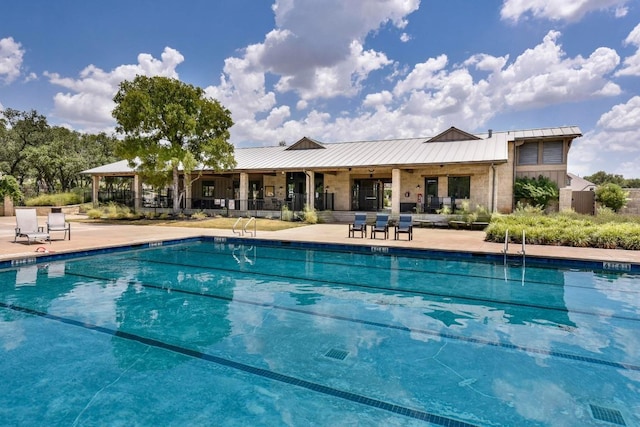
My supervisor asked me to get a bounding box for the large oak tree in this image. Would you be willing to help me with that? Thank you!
[112,76,235,213]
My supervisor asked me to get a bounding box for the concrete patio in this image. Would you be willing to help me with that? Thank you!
[1,215,639,265]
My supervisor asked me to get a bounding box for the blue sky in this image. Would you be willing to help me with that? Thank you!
[1,0,640,178]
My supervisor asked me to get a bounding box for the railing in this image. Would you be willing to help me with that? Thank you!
[244,217,256,237]
[502,229,526,266]
[232,216,256,237]
[232,217,243,236]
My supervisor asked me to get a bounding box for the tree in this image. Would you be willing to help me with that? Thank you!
[0,109,49,184]
[112,76,235,213]
[0,174,22,203]
[584,171,625,186]
[595,183,628,212]
[514,175,559,208]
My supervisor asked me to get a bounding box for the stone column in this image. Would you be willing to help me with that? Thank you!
[391,168,401,215]
[133,174,142,211]
[305,171,315,209]
[92,175,100,207]
[239,172,248,211]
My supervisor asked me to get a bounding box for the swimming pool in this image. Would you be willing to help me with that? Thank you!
[1,239,638,426]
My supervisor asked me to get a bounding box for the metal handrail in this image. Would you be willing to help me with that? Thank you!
[244,217,256,237]
[502,229,509,265]
[232,217,243,236]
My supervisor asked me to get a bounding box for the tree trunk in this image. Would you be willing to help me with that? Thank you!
[172,165,180,214]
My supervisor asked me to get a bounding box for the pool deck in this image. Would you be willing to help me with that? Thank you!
[1,215,638,264]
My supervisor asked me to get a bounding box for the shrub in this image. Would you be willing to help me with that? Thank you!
[514,176,559,208]
[281,205,293,221]
[86,208,103,219]
[191,211,207,220]
[25,192,82,207]
[301,204,318,224]
[0,175,22,203]
[595,183,628,212]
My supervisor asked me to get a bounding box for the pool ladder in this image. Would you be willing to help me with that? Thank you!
[502,229,526,265]
[232,217,256,237]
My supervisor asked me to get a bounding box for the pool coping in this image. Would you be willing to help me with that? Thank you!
[3,235,638,274]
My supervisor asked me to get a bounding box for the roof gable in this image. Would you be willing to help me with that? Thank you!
[285,136,326,150]
[427,127,481,142]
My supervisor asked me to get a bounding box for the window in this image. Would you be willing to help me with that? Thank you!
[518,142,538,165]
[542,141,563,164]
[448,176,470,199]
[202,182,215,197]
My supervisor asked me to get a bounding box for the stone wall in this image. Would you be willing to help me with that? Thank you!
[620,188,640,215]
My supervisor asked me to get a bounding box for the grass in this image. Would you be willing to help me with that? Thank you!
[485,209,640,250]
[81,216,307,232]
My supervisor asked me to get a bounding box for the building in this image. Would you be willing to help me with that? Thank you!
[82,126,582,216]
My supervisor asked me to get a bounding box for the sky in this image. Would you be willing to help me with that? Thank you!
[1,0,640,178]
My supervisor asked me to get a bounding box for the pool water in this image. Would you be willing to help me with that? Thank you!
[0,240,638,426]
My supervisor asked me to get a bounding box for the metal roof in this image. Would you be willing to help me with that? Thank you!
[82,126,581,174]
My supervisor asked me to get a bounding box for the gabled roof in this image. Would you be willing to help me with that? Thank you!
[427,126,481,142]
[82,126,581,175]
[285,136,326,150]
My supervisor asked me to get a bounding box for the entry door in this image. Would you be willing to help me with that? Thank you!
[424,177,438,197]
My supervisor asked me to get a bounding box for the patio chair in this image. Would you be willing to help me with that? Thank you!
[394,214,413,241]
[47,212,71,240]
[370,213,389,240]
[348,212,367,238]
[15,209,50,244]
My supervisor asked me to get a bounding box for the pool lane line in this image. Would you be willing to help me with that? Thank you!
[137,246,640,297]
[154,246,571,289]
[62,271,640,373]
[0,300,479,427]
[120,256,640,324]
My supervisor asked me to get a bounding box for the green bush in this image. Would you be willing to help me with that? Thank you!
[25,192,82,206]
[595,183,628,212]
[0,175,23,203]
[485,210,640,250]
[302,204,318,224]
[514,176,559,208]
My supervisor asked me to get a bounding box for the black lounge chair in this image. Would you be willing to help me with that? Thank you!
[348,213,367,238]
[394,214,413,240]
[370,213,389,239]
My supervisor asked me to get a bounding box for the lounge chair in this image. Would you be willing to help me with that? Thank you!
[14,209,50,244]
[47,212,71,240]
[370,213,389,239]
[394,214,413,240]
[348,212,367,238]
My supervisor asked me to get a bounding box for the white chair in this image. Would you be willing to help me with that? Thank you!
[15,209,50,244]
[47,212,71,240]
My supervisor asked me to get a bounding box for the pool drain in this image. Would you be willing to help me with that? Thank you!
[589,404,626,426]
[325,348,349,360]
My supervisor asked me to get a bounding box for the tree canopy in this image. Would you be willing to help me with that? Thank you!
[112,75,235,212]
[0,108,119,198]
[583,170,640,188]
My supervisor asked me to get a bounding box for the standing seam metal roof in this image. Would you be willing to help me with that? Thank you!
[81,126,581,174]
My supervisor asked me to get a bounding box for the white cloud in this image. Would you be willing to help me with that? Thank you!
[44,47,184,131]
[616,23,640,77]
[0,37,24,84]
[500,0,630,22]
[570,97,640,176]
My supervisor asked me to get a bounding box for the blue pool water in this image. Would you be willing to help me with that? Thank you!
[0,239,639,426]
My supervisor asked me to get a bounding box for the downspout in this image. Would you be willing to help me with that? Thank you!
[491,163,496,212]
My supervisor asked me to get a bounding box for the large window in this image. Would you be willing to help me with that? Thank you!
[518,142,538,165]
[448,176,470,199]
[202,181,215,197]
[542,141,563,164]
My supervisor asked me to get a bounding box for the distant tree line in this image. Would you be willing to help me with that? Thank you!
[0,108,119,198]
[583,171,640,188]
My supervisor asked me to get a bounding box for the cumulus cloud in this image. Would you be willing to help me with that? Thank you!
[500,0,630,22]
[44,47,184,130]
[0,37,24,84]
[570,97,640,176]
[616,23,640,77]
